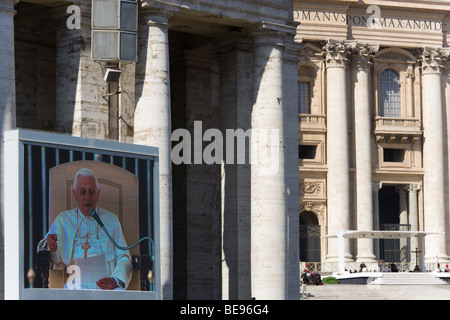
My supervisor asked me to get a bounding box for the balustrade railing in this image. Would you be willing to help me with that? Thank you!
[300,261,450,275]
[374,117,421,132]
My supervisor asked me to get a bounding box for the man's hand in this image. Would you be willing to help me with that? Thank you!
[96,277,119,290]
[46,234,58,252]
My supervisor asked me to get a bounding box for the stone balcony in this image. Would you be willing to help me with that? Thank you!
[299,114,326,132]
[373,117,422,143]
[298,115,422,143]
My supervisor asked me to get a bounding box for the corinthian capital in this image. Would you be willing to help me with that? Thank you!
[419,48,448,75]
[322,39,356,68]
[353,43,379,70]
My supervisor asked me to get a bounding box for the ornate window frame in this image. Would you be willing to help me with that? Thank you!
[373,48,418,121]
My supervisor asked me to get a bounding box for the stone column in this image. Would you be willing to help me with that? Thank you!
[55,1,108,138]
[323,40,355,262]
[283,36,302,301]
[0,0,19,299]
[408,183,420,262]
[420,48,449,263]
[216,33,252,300]
[0,0,18,133]
[135,7,174,299]
[183,52,221,300]
[0,0,17,132]
[353,43,378,263]
[249,24,288,300]
[396,185,408,262]
[372,183,382,259]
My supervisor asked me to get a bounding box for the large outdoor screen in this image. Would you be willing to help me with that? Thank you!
[4,129,160,299]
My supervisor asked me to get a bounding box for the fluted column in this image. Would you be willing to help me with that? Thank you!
[420,48,449,263]
[135,7,174,299]
[249,25,288,300]
[353,43,378,263]
[0,0,19,299]
[323,40,355,262]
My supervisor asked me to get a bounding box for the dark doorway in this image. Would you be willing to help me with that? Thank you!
[299,211,321,262]
[378,185,410,262]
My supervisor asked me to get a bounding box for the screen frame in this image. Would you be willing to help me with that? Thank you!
[4,129,160,300]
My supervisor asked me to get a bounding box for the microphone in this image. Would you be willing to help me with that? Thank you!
[90,208,105,228]
[89,208,154,253]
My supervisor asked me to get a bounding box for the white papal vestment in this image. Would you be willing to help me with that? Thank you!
[38,207,132,289]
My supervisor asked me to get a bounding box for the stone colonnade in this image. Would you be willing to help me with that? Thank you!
[323,39,450,264]
[134,6,300,299]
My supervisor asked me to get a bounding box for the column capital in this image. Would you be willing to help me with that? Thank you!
[352,43,379,71]
[0,0,19,14]
[395,185,409,194]
[244,21,297,49]
[139,3,176,28]
[408,183,421,193]
[322,39,356,69]
[419,48,449,75]
[372,182,382,191]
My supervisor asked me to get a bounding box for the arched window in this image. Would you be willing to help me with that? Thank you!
[379,69,401,117]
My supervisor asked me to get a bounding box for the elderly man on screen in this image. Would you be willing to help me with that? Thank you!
[38,168,132,290]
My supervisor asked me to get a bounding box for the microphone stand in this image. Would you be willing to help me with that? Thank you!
[90,208,155,290]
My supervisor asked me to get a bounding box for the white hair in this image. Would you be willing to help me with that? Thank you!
[73,168,99,190]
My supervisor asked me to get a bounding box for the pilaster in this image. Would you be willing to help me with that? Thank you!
[353,43,378,263]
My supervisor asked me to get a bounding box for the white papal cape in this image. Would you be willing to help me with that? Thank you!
[40,207,132,288]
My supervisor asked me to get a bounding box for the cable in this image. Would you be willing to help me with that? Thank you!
[90,208,154,260]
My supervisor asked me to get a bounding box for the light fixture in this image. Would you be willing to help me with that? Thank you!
[104,68,122,82]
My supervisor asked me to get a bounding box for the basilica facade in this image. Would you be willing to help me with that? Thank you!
[1,0,450,301]
[296,0,450,273]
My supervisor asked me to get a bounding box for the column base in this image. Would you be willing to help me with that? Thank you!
[322,255,353,273]
[425,255,450,263]
[325,254,353,262]
[356,255,377,263]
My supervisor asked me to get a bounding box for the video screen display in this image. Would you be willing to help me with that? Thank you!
[21,140,157,293]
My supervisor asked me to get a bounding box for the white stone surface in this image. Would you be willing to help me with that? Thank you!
[135,8,174,299]
[421,49,449,263]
